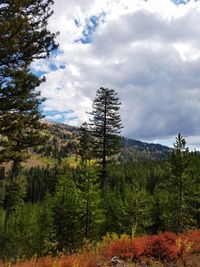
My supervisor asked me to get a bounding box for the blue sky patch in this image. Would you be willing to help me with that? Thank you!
[31,69,48,78]
[44,110,74,123]
[75,13,105,44]
[171,0,196,4]
[49,63,58,71]
[31,48,65,78]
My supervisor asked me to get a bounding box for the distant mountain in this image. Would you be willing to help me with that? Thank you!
[0,121,173,173]
[45,121,172,161]
[122,138,172,161]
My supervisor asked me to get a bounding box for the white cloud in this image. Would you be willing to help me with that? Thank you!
[33,0,200,148]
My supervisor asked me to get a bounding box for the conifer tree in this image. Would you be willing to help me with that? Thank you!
[0,0,58,239]
[0,0,57,72]
[0,0,58,166]
[78,122,93,166]
[80,166,102,239]
[52,174,81,251]
[89,87,123,190]
[167,133,191,232]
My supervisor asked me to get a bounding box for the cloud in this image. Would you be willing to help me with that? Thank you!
[33,0,200,148]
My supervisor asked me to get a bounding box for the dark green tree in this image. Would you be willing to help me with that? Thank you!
[78,122,93,166]
[0,0,58,155]
[0,0,58,165]
[167,133,191,232]
[124,183,151,237]
[89,87,123,190]
[52,174,81,251]
[0,0,58,239]
[79,166,103,239]
[0,0,57,73]
[36,194,56,256]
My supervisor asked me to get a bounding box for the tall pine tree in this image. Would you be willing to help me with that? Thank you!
[167,133,191,232]
[89,87,123,190]
[0,0,58,239]
[0,0,58,166]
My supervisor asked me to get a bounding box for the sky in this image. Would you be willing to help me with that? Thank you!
[32,0,200,149]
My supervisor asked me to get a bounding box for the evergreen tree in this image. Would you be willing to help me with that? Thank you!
[79,166,103,239]
[167,133,191,232]
[0,0,57,73]
[89,87,123,190]
[0,0,58,237]
[124,180,151,236]
[78,122,93,166]
[2,175,27,257]
[102,188,126,235]
[36,195,56,256]
[149,187,169,234]
[52,174,81,251]
[0,0,58,166]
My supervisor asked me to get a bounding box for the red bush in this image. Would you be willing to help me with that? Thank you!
[104,238,133,259]
[102,230,200,264]
[185,229,200,253]
[144,232,179,262]
[1,229,199,266]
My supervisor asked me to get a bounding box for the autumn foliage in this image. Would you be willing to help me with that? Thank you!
[103,230,200,263]
[1,230,199,267]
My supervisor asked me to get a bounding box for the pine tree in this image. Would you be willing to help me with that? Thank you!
[125,184,151,237]
[0,0,58,166]
[0,0,58,163]
[0,0,57,72]
[52,174,82,251]
[0,0,58,240]
[36,194,56,256]
[167,133,191,232]
[79,166,102,239]
[78,122,93,166]
[89,87,123,190]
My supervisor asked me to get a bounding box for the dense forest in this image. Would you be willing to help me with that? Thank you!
[0,0,200,266]
[0,112,200,259]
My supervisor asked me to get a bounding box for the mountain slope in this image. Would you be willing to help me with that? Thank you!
[122,138,172,161]
[0,121,172,173]
[46,121,172,161]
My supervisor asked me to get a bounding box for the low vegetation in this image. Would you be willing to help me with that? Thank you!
[0,230,199,267]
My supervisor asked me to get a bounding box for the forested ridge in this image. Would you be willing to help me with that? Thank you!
[0,122,199,260]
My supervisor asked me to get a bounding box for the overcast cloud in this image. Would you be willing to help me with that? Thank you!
[33,0,200,148]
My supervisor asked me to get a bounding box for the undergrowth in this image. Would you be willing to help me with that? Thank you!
[0,229,199,267]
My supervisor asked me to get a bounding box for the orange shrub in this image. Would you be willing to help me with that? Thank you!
[104,235,150,260]
[102,230,200,264]
[131,236,151,259]
[185,229,200,253]
[1,229,200,267]
[104,238,131,259]
[144,232,179,262]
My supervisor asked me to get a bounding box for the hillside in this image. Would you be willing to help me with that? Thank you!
[123,138,172,161]
[44,121,172,161]
[0,121,172,174]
